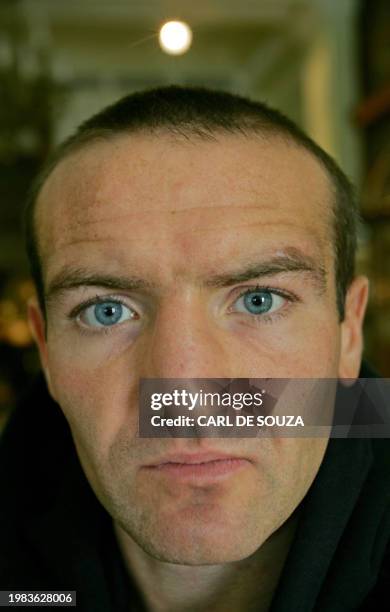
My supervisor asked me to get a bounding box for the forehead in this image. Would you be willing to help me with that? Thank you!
[36,132,333,282]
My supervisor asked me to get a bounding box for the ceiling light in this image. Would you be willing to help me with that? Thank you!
[159,20,193,56]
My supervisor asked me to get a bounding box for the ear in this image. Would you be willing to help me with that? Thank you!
[338,276,369,380]
[27,295,56,400]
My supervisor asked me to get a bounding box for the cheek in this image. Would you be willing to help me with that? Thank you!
[270,438,329,515]
[231,319,341,377]
[46,341,138,453]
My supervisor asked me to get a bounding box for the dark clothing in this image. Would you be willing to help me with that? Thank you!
[0,364,389,611]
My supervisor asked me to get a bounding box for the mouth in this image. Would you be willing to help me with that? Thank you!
[143,451,252,481]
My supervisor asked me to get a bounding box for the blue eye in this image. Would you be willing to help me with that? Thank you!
[79,301,136,328]
[235,290,285,316]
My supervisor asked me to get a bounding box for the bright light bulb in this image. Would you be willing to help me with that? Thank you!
[159,20,192,55]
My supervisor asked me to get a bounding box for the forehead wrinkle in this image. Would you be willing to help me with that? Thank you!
[55,202,279,227]
[173,222,329,260]
[186,219,326,234]
[52,211,328,235]
[44,219,330,268]
[45,222,329,262]
[44,205,330,256]
[51,236,118,249]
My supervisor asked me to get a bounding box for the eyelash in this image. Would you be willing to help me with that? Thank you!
[232,285,298,324]
[68,285,299,334]
[68,294,134,336]
[68,295,129,320]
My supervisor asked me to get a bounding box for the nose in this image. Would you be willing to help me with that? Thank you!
[140,291,231,379]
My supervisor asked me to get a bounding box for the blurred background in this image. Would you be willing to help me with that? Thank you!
[0,0,389,428]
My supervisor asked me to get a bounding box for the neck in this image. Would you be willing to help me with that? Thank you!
[113,509,300,612]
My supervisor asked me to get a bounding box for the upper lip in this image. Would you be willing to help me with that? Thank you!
[145,451,250,467]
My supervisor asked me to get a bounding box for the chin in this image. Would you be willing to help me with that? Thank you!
[124,513,262,565]
[137,535,256,565]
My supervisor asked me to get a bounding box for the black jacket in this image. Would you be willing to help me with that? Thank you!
[0,364,389,611]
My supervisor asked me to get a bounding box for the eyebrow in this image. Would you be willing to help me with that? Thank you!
[45,270,154,305]
[45,248,327,305]
[204,250,326,290]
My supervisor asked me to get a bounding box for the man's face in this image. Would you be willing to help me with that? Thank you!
[29,133,368,564]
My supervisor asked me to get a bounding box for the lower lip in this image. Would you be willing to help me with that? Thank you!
[147,458,249,480]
